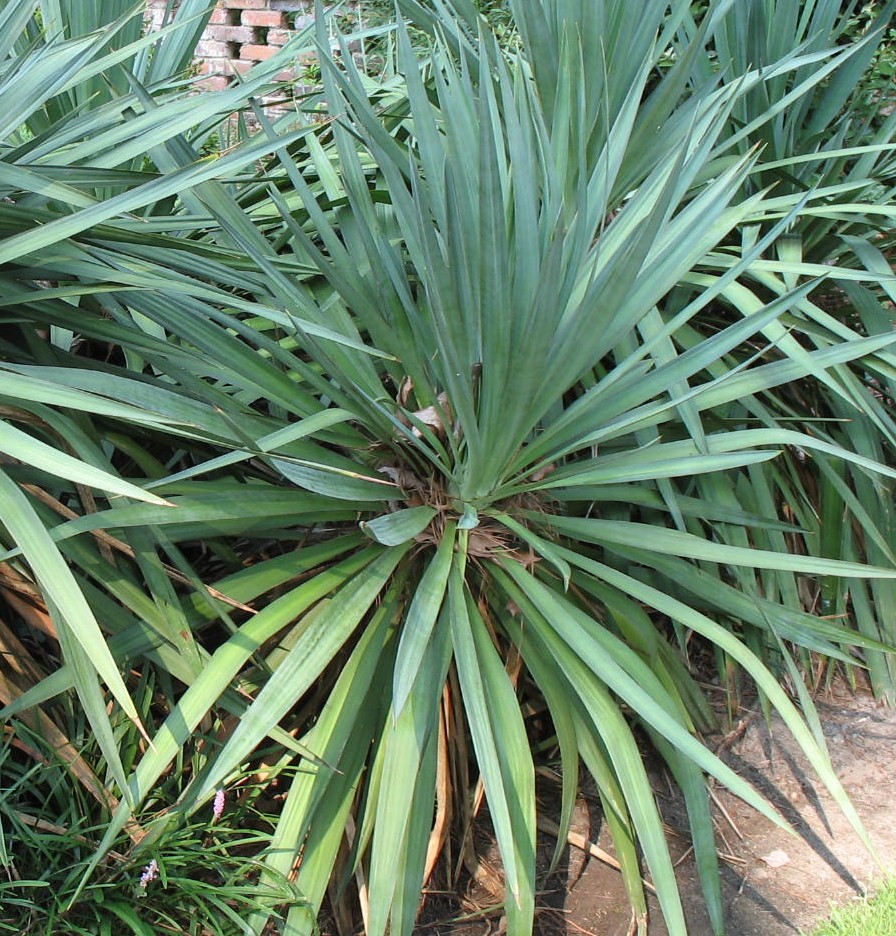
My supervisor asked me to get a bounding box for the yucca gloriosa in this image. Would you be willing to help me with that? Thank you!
[2,0,896,934]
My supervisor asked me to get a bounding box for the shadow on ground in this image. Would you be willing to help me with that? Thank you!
[417,684,896,936]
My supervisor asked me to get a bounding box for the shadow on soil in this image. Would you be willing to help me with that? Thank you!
[416,685,896,936]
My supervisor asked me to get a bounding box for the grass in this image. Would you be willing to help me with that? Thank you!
[807,877,896,936]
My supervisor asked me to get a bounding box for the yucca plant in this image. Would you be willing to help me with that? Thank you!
[0,0,334,930]
[665,0,896,699]
[2,1,896,935]
[675,0,896,251]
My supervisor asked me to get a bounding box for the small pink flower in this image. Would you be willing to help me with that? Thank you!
[138,858,159,890]
[212,788,226,824]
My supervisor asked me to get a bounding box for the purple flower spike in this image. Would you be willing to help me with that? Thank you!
[212,788,226,824]
[139,858,159,890]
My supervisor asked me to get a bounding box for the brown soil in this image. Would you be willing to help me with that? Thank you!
[419,683,896,936]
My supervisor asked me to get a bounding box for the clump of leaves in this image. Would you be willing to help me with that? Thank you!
[0,723,299,936]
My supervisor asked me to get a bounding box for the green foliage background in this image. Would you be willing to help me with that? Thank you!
[1,1,896,934]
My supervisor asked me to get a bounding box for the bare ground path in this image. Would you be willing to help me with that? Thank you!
[563,684,896,936]
[418,683,896,936]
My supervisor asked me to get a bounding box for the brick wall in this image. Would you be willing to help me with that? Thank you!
[146,0,319,92]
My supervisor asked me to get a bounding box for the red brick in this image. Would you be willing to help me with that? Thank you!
[223,0,267,8]
[273,67,297,81]
[208,6,228,24]
[267,28,292,45]
[242,10,284,27]
[197,75,231,91]
[239,43,279,61]
[207,24,256,43]
[226,58,254,75]
[195,39,231,58]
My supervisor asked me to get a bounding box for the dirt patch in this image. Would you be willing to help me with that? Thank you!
[419,685,896,936]
[565,685,896,936]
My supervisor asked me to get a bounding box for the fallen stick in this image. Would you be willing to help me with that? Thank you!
[536,816,658,896]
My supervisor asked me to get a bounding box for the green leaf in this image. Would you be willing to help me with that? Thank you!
[274,460,396,501]
[542,514,896,579]
[392,521,456,716]
[250,603,394,935]
[0,420,170,505]
[496,562,687,934]
[361,506,437,545]
[449,549,535,934]
[187,545,409,805]
[493,511,571,590]
[0,469,142,736]
[553,547,874,855]
[368,593,450,936]
[457,502,480,529]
